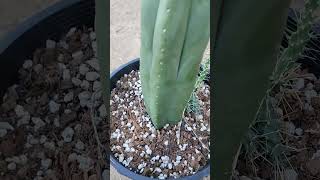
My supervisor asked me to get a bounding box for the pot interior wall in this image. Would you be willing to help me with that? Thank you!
[0,0,94,99]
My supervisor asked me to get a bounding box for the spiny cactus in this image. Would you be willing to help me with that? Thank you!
[140,0,210,129]
[272,0,320,82]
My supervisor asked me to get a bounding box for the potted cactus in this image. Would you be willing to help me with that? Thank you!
[97,0,210,179]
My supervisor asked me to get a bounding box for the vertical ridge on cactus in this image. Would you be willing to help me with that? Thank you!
[140,0,210,129]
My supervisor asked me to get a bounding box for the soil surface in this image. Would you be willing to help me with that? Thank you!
[0,27,108,180]
[110,70,210,179]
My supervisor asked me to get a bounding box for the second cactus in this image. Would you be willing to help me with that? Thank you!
[140,0,210,129]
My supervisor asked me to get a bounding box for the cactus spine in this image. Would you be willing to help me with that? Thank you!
[140,0,210,129]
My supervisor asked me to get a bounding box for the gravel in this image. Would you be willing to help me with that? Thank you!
[48,100,60,113]
[79,64,89,75]
[75,140,85,150]
[86,58,100,71]
[72,77,82,86]
[64,92,74,102]
[46,39,56,49]
[98,104,107,117]
[41,158,52,170]
[85,71,100,81]
[7,162,16,171]
[22,60,33,69]
[31,117,46,131]
[110,70,210,178]
[294,78,305,90]
[80,80,90,90]
[72,50,84,60]
[63,69,71,80]
[61,127,74,143]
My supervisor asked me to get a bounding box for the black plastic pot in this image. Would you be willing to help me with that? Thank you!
[0,0,95,98]
[110,58,210,180]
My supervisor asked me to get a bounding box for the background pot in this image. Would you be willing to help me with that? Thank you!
[0,0,95,98]
[110,58,211,180]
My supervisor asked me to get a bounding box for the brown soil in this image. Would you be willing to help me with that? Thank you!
[0,27,108,180]
[110,70,210,179]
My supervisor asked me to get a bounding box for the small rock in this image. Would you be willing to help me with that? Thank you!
[75,140,85,150]
[72,50,84,60]
[72,77,82,86]
[74,124,82,132]
[93,81,101,91]
[57,140,64,147]
[295,128,303,136]
[312,150,320,159]
[283,169,298,180]
[53,118,60,127]
[306,82,315,90]
[31,117,46,131]
[7,162,16,171]
[79,64,89,75]
[46,39,56,49]
[304,103,314,111]
[57,63,66,72]
[80,80,90,90]
[66,27,77,37]
[284,121,295,135]
[33,64,43,74]
[77,156,93,171]
[98,104,107,117]
[305,90,317,103]
[63,69,71,80]
[0,129,7,137]
[57,54,64,62]
[15,105,25,117]
[44,141,55,150]
[41,158,52,170]
[68,153,78,162]
[86,59,100,71]
[39,135,47,144]
[17,113,30,127]
[37,170,43,176]
[64,92,74,102]
[19,155,28,165]
[61,127,74,143]
[276,108,283,116]
[102,169,109,180]
[49,100,60,113]
[23,60,33,69]
[0,122,14,130]
[294,78,304,90]
[85,72,100,81]
[89,32,96,41]
[78,91,91,107]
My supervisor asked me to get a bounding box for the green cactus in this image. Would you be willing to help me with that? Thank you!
[212,0,291,179]
[140,0,210,129]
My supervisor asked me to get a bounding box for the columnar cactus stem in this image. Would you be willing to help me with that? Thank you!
[140,0,210,129]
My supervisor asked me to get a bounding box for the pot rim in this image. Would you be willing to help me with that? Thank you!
[110,58,210,180]
[0,0,84,54]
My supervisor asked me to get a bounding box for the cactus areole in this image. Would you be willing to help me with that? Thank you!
[140,0,210,129]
